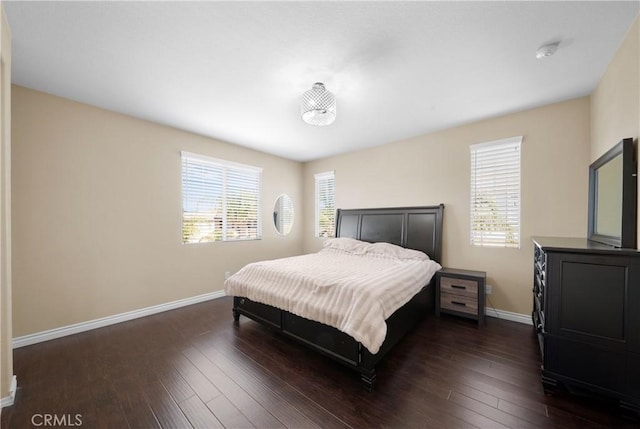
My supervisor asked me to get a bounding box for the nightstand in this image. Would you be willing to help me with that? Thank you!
[435,268,486,325]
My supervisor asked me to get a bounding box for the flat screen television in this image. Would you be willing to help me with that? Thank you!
[587,138,637,248]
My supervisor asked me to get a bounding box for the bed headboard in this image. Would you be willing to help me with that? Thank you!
[335,205,444,262]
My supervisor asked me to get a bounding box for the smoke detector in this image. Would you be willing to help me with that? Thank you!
[536,42,560,59]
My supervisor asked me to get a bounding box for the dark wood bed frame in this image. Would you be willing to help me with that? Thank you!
[231,205,444,390]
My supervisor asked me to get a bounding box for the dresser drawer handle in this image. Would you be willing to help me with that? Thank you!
[451,285,466,290]
[240,298,245,305]
[451,301,467,306]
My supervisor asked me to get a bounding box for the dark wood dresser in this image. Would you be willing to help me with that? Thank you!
[532,237,640,412]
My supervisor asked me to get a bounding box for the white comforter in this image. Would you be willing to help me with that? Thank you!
[224,238,441,354]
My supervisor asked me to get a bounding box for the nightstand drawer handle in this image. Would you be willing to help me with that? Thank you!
[451,285,466,290]
[451,301,467,306]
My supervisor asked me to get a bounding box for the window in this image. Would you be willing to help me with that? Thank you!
[470,136,522,248]
[182,152,262,243]
[315,171,335,238]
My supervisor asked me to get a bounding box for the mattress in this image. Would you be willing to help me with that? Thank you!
[224,238,441,353]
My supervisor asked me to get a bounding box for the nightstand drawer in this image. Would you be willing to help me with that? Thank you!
[440,277,478,297]
[435,268,486,325]
[440,292,478,315]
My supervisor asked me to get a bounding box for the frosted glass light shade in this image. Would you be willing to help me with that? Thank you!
[301,82,336,126]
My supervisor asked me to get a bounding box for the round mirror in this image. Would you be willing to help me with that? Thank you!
[273,194,294,235]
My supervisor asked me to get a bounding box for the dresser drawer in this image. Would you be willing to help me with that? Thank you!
[440,276,478,297]
[440,292,478,315]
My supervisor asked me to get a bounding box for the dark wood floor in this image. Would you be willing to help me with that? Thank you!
[1,296,637,429]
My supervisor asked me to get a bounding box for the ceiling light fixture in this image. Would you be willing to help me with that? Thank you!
[535,42,560,59]
[301,82,336,126]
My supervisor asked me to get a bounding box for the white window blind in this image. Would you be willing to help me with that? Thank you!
[315,171,335,238]
[182,152,262,243]
[470,137,522,248]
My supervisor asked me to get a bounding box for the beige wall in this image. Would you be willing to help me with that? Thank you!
[590,16,639,248]
[0,2,12,405]
[8,13,637,343]
[11,86,303,337]
[303,97,591,315]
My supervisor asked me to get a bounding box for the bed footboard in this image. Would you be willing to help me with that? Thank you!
[232,281,434,390]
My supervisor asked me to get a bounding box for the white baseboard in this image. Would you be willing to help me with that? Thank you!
[11,290,531,349]
[0,375,17,408]
[485,307,532,325]
[13,291,226,349]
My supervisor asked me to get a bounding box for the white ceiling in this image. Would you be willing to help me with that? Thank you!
[4,1,639,162]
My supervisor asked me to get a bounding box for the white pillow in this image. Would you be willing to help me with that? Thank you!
[323,237,429,260]
[322,237,370,254]
[366,242,429,261]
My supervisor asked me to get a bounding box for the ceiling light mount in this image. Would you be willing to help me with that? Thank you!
[536,42,560,59]
[301,82,336,126]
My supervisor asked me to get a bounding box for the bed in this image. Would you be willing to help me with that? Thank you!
[227,205,444,390]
